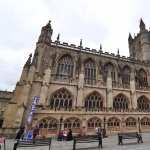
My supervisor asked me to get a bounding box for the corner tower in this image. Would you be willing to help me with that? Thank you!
[2,21,53,135]
[128,19,150,61]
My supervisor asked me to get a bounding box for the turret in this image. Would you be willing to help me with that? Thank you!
[139,19,150,61]
[128,19,150,61]
[128,33,133,45]
[140,18,146,32]
[20,53,32,82]
[37,20,53,45]
[35,20,53,73]
[24,53,32,68]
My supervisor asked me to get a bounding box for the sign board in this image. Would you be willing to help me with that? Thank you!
[27,96,40,124]
[24,130,33,140]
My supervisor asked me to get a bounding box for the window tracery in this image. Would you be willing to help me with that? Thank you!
[87,117,102,128]
[56,55,74,81]
[122,66,130,87]
[64,117,80,129]
[141,117,150,126]
[113,94,128,111]
[136,69,148,88]
[125,117,136,127]
[38,117,58,130]
[84,92,103,111]
[84,59,96,85]
[49,88,73,111]
[137,96,150,111]
[107,117,120,127]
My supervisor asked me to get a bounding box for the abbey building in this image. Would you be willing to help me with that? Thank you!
[1,19,150,136]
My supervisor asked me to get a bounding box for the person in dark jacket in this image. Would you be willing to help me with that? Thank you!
[33,126,39,141]
[97,127,103,148]
[15,126,25,140]
[67,129,73,141]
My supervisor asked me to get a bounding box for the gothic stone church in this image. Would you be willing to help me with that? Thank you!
[2,19,150,136]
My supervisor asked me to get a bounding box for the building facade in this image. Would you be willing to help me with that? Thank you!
[2,19,150,136]
[0,91,13,128]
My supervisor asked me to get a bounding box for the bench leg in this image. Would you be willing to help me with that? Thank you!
[49,139,51,150]
[73,140,76,150]
[137,137,140,144]
[13,142,18,150]
[4,139,6,150]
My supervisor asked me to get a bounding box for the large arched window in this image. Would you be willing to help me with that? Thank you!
[87,117,102,128]
[84,92,103,111]
[136,69,148,88]
[113,94,129,111]
[84,59,96,85]
[38,117,59,130]
[122,66,130,87]
[49,88,73,111]
[56,55,74,81]
[125,117,136,127]
[141,117,150,127]
[64,117,81,129]
[137,96,150,111]
[107,117,120,128]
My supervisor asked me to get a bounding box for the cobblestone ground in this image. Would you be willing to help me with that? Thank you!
[2,133,150,150]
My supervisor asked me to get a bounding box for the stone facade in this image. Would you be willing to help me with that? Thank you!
[0,91,13,128]
[2,19,150,136]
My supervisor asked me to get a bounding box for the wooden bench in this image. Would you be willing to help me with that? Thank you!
[118,132,143,145]
[73,135,102,150]
[13,138,52,150]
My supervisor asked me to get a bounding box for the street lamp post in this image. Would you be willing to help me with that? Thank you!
[103,117,106,137]
[138,117,141,133]
[59,117,63,131]
[58,117,63,141]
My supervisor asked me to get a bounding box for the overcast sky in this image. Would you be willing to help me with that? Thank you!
[0,0,150,91]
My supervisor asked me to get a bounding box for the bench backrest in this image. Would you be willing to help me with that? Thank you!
[118,132,138,137]
[74,135,99,141]
[17,138,51,147]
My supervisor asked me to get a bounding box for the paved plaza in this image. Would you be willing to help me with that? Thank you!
[2,133,150,150]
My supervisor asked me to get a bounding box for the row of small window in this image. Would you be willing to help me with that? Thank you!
[38,121,150,129]
[126,122,136,126]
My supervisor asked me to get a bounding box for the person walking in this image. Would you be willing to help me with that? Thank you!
[67,129,73,141]
[13,126,25,150]
[15,126,25,140]
[33,126,39,141]
[97,127,103,148]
